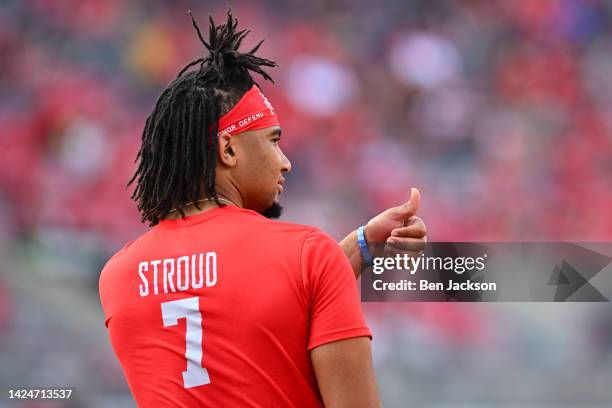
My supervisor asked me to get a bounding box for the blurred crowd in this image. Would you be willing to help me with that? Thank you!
[1,0,612,406]
[2,0,612,245]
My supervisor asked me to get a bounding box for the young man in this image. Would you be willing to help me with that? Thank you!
[99,11,426,407]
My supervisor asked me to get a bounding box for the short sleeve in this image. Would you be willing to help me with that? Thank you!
[301,228,372,350]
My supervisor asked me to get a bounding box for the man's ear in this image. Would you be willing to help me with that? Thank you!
[217,132,237,167]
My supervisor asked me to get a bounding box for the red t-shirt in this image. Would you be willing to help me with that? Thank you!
[99,205,371,407]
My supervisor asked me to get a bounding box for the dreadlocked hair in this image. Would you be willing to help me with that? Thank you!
[128,9,277,226]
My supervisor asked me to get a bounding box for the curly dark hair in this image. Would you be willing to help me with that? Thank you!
[128,9,277,225]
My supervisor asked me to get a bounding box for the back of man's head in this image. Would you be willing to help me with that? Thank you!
[129,10,277,226]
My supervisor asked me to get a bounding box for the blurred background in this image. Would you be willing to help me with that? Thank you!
[1,0,612,406]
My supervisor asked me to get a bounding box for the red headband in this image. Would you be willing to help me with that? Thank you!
[217,85,280,136]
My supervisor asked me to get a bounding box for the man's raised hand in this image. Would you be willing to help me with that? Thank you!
[365,188,427,255]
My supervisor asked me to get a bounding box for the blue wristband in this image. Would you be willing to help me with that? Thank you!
[357,225,373,265]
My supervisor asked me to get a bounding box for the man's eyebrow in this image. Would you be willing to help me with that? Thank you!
[269,128,282,138]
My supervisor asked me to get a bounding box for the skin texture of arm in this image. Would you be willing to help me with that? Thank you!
[310,337,382,408]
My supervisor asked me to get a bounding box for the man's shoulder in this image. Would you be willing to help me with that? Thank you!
[105,240,135,264]
[227,210,341,255]
[251,216,336,244]
[259,218,317,236]
[99,243,131,285]
[100,209,337,271]
[100,229,152,274]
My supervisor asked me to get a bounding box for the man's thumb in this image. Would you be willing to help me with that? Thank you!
[393,187,420,217]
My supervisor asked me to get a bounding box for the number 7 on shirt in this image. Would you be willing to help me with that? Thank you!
[161,297,211,388]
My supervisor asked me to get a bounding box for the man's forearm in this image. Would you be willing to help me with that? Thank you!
[339,230,363,279]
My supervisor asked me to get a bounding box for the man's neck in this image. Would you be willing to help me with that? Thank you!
[163,194,240,220]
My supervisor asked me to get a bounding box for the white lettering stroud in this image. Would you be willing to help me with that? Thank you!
[138,252,218,297]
